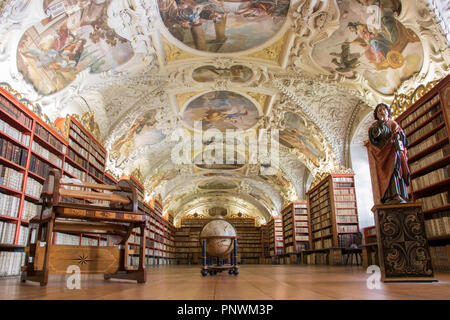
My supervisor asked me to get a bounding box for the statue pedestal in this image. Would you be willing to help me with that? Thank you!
[372,203,437,282]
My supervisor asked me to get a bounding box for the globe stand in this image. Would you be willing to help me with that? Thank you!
[200,237,239,276]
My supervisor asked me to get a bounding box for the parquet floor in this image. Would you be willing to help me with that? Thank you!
[1,265,449,300]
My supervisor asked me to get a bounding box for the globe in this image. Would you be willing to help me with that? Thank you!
[199,217,237,258]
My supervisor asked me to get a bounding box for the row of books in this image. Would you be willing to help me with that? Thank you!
[0,118,30,146]
[334,182,354,188]
[88,165,103,180]
[69,122,106,159]
[81,237,102,246]
[333,177,354,182]
[89,154,105,171]
[0,193,20,218]
[407,112,444,144]
[0,251,25,276]
[55,233,80,245]
[401,94,440,130]
[336,215,358,223]
[337,225,358,233]
[0,165,23,191]
[334,188,354,195]
[424,212,450,238]
[34,123,66,154]
[306,252,328,264]
[411,166,449,191]
[313,227,332,239]
[335,201,356,208]
[410,145,449,173]
[29,154,52,178]
[311,212,331,224]
[0,96,32,129]
[68,137,89,159]
[67,148,87,169]
[32,141,63,168]
[313,239,329,251]
[0,137,27,167]
[64,162,87,181]
[420,191,449,212]
[22,200,40,221]
[336,208,357,215]
[429,245,450,271]
[18,225,28,246]
[311,220,331,231]
[408,127,447,158]
[335,195,356,202]
[0,221,16,244]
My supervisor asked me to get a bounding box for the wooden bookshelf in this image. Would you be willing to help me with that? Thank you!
[305,173,360,265]
[281,202,309,254]
[266,217,283,263]
[125,177,174,267]
[395,74,450,270]
[174,218,206,264]
[66,116,106,185]
[228,217,261,264]
[0,86,120,276]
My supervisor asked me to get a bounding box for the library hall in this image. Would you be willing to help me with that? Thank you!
[1,0,450,303]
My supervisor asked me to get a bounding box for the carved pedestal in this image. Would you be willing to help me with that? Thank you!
[372,203,437,282]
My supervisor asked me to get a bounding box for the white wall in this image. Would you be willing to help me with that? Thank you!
[350,142,375,230]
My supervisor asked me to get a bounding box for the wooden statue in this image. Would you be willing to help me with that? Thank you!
[21,169,148,286]
[367,103,410,204]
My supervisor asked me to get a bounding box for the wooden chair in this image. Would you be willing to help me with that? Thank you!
[21,169,148,286]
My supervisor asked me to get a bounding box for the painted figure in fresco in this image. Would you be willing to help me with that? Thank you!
[342,1,419,71]
[345,22,392,64]
[368,103,410,204]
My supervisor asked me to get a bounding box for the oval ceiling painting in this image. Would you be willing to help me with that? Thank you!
[182,91,260,131]
[311,0,423,95]
[158,0,290,53]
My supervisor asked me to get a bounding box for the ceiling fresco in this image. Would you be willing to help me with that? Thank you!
[310,0,423,95]
[0,0,448,222]
[158,0,290,53]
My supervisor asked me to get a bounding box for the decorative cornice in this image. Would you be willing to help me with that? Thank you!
[391,78,442,119]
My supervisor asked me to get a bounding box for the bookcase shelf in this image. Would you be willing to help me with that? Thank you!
[306,173,360,263]
[395,74,450,271]
[281,202,309,254]
[267,217,283,262]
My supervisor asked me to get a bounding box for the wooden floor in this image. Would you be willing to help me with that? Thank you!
[1,265,449,300]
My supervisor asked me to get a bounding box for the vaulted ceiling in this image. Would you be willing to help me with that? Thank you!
[0,0,448,225]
